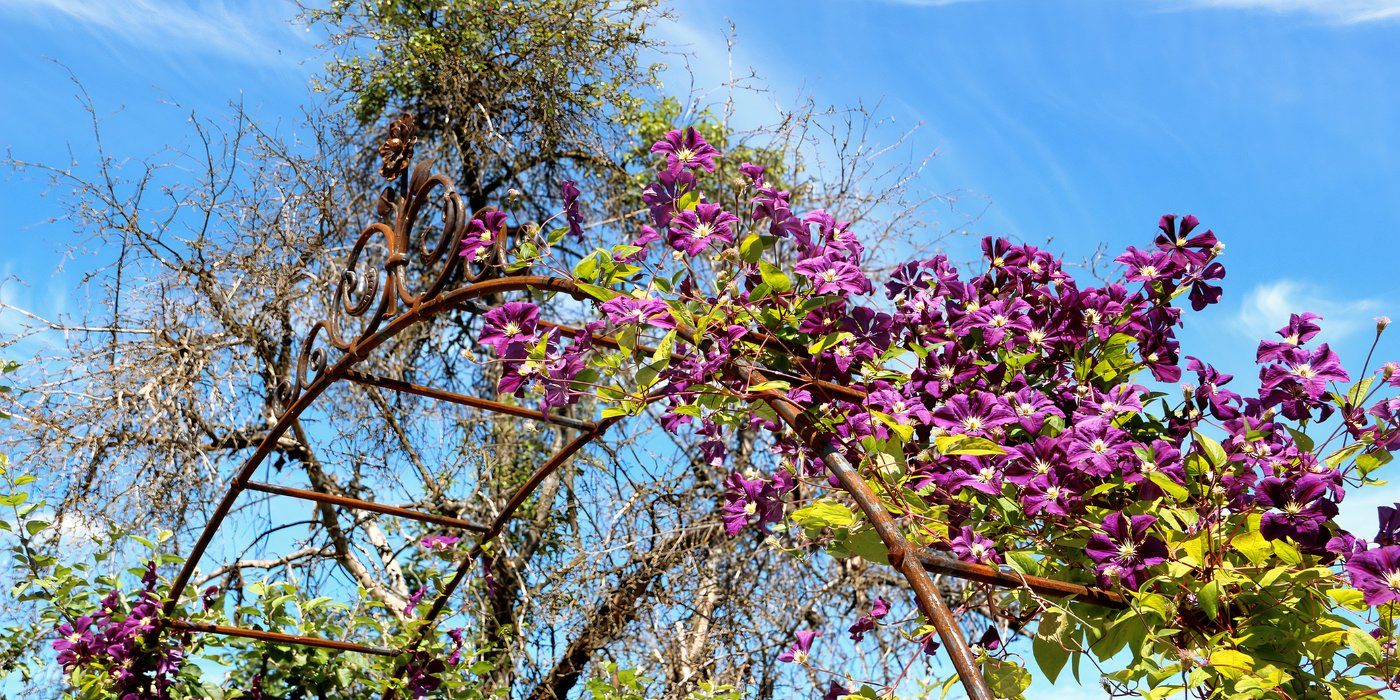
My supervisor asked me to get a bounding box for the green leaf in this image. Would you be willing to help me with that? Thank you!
[1325,442,1367,469]
[1272,538,1303,565]
[1346,376,1376,406]
[1326,588,1367,612]
[1149,472,1189,502]
[23,520,48,536]
[790,501,857,531]
[1032,635,1069,684]
[1208,649,1254,680]
[1231,530,1273,565]
[934,434,1006,456]
[757,260,791,293]
[677,189,701,211]
[842,527,889,565]
[572,250,603,281]
[1197,579,1221,620]
[981,657,1031,699]
[1192,431,1228,468]
[1348,626,1384,665]
[575,282,618,303]
[1005,551,1041,576]
[870,411,914,443]
[1357,450,1393,477]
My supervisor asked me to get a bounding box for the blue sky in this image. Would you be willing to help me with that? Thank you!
[4,0,1400,697]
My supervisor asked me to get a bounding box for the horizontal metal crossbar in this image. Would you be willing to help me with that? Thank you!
[343,370,597,431]
[917,551,1126,609]
[167,620,397,656]
[246,481,490,533]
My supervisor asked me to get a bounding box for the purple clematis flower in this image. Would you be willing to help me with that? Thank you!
[1346,546,1400,606]
[950,526,1003,565]
[420,534,460,551]
[480,302,539,355]
[668,202,738,255]
[1255,475,1339,548]
[1256,312,1323,364]
[778,630,819,664]
[1005,387,1063,434]
[794,255,871,296]
[932,392,1016,437]
[651,127,720,173]
[1085,513,1168,591]
[721,471,784,535]
[1065,419,1135,477]
[560,180,584,238]
[848,597,890,641]
[967,299,1033,346]
[1154,214,1218,268]
[460,210,507,262]
[866,388,933,426]
[1377,503,1400,545]
[1115,246,1178,283]
[600,296,676,329]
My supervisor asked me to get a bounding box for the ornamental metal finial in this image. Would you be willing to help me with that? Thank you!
[378,112,418,180]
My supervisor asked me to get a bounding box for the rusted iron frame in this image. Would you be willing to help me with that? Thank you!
[343,369,598,431]
[245,481,490,534]
[167,620,397,657]
[159,276,596,654]
[169,272,1126,700]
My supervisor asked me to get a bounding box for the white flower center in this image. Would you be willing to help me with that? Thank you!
[990,314,1009,327]
[969,542,988,558]
[1293,364,1316,379]
[1387,571,1400,592]
[1045,486,1062,500]
[502,322,521,337]
[1139,265,1158,278]
[676,147,695,162]
[1017,402,1036,416]
[962,416,984,432]
[1090,439,1110,454]
[693,222,714,239]
[1027,329,1046,345]
[1117,542,1138,560]
[821,269,840,283]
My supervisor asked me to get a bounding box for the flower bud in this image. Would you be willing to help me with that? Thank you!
[1377,316,1392,333]
[1383,362,1398,381]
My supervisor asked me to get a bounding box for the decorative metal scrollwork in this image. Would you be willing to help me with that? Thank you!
[277,113,512,407]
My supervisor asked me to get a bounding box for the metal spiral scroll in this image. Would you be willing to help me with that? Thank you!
[277,114,513,406]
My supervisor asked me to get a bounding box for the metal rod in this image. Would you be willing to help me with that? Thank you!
[917,552,1126,609]
[755,380,996,700]
[167,620,397,656]
[343,370,597,431]
[246,481,490,534]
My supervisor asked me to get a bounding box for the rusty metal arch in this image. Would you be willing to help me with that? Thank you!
[160,121,1125,700]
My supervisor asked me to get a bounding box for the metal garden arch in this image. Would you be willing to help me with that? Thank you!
[159,118,1125,700]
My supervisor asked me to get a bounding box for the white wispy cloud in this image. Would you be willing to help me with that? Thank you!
[0,0,310,65]
[1174,0,1400,24]
[1233,280,1386,344]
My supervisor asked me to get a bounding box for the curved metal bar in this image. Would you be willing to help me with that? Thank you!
[165,118,1123,700]
[162,275,596,618]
